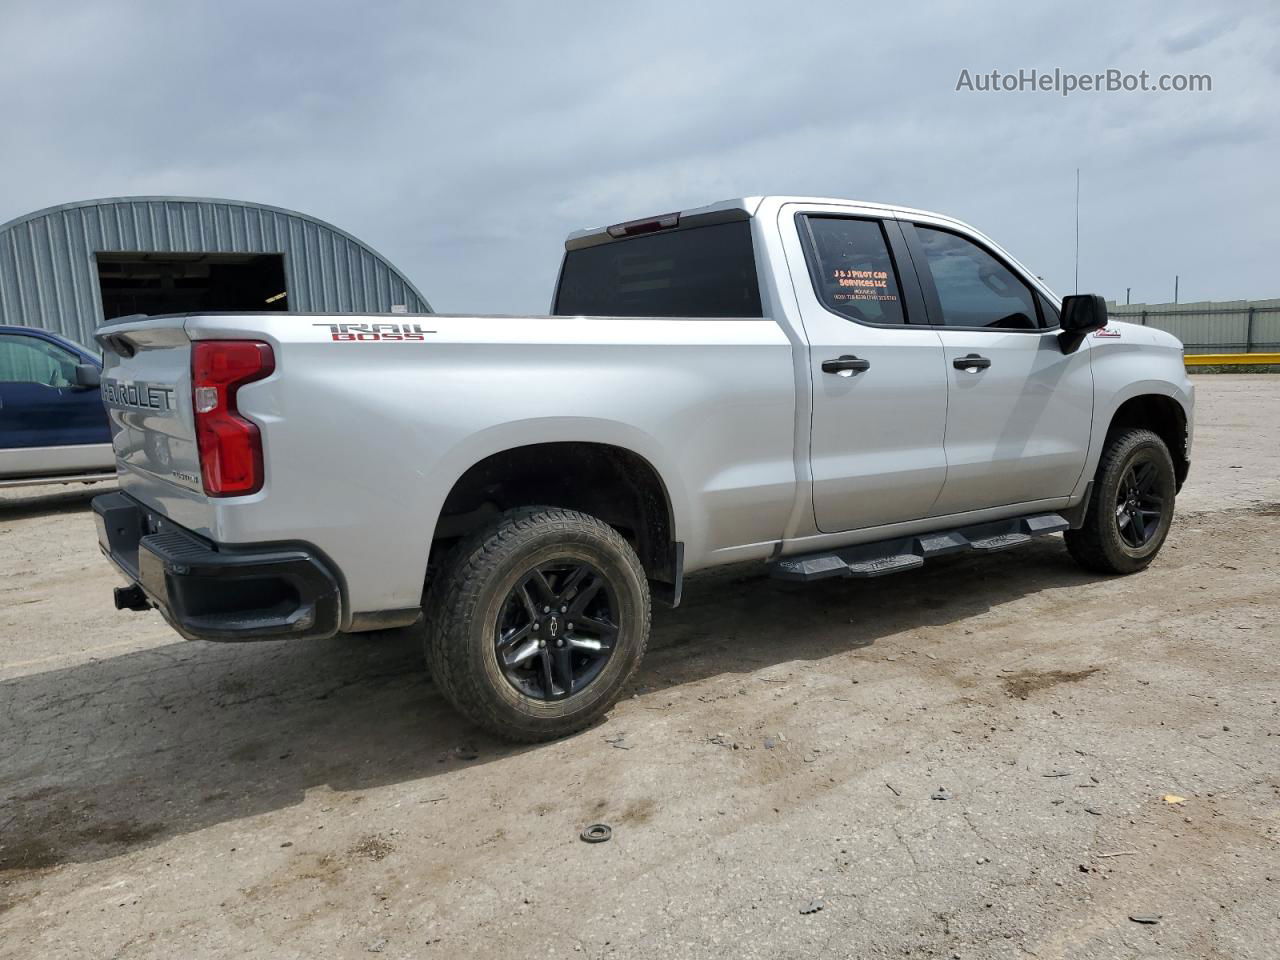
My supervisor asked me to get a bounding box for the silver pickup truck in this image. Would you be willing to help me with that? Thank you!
[92,196,1193,741]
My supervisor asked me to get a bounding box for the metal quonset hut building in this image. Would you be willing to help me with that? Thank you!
[0,196,431,346]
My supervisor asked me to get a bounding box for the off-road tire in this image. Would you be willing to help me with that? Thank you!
[1065,428,1176,575]
[423,507,650,742]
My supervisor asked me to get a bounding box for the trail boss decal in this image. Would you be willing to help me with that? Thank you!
[102,379,176,412]
[1093,327,1122,338]
[314,322,435,342]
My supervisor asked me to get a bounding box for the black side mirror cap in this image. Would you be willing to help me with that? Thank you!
[1058,294,1109,353]
[74,363,101,389]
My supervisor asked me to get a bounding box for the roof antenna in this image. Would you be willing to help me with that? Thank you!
[1074,168,1080,294]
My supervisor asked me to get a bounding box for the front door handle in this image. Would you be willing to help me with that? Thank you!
[953,353,991,372]
[821,355,871,376]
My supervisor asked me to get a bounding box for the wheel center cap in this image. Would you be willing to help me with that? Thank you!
[546,616,560,638]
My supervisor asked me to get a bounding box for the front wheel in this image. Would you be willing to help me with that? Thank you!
[1065,427,1177,575]
[423,507,650,742]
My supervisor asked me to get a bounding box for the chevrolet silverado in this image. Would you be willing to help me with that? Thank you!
[90,197,1193,741]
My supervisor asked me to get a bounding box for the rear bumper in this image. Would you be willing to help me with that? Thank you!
[92,491,342,642]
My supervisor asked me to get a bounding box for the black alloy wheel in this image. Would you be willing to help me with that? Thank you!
[495,561,619,700]
[1114,454,1167,548]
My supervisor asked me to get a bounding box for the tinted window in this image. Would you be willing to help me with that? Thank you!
[915,226,1038,330]
[0,334,79,385]
[1037,292,1059,328]
[803,217,906,324]
[554,220,762,318]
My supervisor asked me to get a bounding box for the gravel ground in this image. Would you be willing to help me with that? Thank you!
[2,374,1278,960]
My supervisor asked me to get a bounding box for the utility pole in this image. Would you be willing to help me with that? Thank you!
[1174,275,1179,304]
[1074,168,1080,294]
[1126,287,1131,305]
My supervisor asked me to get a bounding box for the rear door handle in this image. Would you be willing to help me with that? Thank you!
[821,355,871,376]
[953,354,991,372]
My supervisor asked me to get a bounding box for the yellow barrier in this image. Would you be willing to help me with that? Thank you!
[1184,353,1280,367]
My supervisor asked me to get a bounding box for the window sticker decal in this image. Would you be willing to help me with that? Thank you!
[832,269,899,302]
[804,217,906,324]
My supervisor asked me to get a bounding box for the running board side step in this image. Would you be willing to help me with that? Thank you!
[769,513,1069,582]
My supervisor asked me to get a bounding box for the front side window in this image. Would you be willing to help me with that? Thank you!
[914,226,1039,330]
[802,217,906,324]
[0,334,79,386]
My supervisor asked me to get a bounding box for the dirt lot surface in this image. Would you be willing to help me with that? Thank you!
[2,374,1278,959]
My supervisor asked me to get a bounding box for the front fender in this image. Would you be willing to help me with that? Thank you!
[1073,326,1194,499]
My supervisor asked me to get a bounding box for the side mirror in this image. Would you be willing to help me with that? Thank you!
[1058,294,1109,353]
[73,363,101,389]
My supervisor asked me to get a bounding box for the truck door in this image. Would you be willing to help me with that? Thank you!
[781,208,949,533]
[901,222,1093,515]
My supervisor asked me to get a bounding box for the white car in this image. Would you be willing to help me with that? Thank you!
[91,196,1193,741]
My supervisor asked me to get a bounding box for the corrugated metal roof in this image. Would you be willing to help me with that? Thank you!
[0,196,431,345]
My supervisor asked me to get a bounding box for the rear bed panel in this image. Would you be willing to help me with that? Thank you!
[96,310,796,630]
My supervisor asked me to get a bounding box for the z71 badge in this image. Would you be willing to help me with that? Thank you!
[314,322,434,342]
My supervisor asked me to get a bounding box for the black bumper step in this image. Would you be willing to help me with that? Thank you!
[93,491,342,642]
[770,512,1069,582]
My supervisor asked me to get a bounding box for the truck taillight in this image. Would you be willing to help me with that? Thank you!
[191,340,275,497]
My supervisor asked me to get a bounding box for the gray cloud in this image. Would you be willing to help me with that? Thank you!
[2,0,1275,311]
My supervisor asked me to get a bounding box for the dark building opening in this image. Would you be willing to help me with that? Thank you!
[96,252,288,320]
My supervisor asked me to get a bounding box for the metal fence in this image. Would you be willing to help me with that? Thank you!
[1106,298,1280,355]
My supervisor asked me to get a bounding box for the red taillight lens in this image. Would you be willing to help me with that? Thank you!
[191,340,274,496]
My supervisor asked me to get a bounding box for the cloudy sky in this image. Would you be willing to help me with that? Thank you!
[2,0,1275,312]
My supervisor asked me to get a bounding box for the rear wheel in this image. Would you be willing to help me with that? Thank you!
[1065,428,1176,575]
[423,507,650,742]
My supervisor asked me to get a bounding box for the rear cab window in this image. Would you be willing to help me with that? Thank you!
[799,217,908,325]
[553,220,762,318]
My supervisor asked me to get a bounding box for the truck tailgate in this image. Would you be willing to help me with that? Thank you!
[97,317,214,534]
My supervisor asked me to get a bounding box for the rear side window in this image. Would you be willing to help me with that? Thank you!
[553,220,762,318]
[914,226,1039,330]
[801,217,907,324]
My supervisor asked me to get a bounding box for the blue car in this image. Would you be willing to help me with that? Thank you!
[0,325,115,487]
